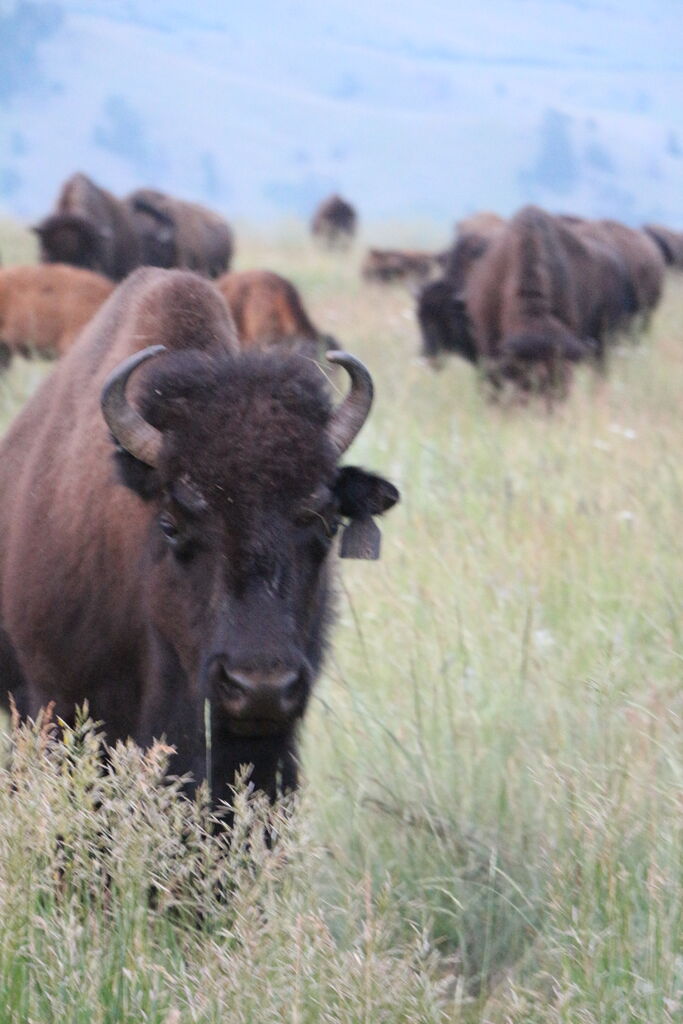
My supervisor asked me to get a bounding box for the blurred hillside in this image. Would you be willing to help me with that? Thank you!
[1,0,681,227]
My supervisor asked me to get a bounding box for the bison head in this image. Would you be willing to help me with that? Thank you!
[101,347,398,800]
[33,214,111,274]
[487,320,597,402]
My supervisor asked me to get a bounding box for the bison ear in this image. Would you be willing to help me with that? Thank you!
[333,466,399,560]
[333,466,400,519]
[112,446,161,500]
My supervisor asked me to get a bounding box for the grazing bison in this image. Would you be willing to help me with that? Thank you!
[34,172,142,281]
[464,206,605,397]
[361,248,442,284]
[420,208,658,395]
[311,195,357,248]
[215,269,338,360]
[35,174,235,282]
[0,264,114,369]
[127,189,234,278]
[0,268,399,807]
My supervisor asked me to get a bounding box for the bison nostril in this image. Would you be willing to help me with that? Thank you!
[211,663,253,712]
[278,672,305,712]
[222,679,248,706]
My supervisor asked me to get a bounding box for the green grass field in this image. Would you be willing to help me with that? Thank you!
[0,220,681,1022]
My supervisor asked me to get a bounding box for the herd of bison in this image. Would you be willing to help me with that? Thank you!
[1,174,682,405]
[0,171,681,810]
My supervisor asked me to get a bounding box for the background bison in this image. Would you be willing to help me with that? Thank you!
[311,194,357,248]
[215,268,338,360]
[0,263,114,368]
[34,172,142,281]
[0,268,398,807]
[35,174,234,281]
[416,205,668,399]
[361,248,443,285]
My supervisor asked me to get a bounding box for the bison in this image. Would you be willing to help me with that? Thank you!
[311,195,357,248]
[362,248,443,285]
[0,264,114,369]
[127,189,234,278]
[0,268,399,807]
[463,206,609,397]
[215,269,338,361]
[35,174,235,283]
[420,208,658,395]
[34,172,142,281]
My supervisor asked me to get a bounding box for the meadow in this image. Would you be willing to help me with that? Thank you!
[0,217,681,1023]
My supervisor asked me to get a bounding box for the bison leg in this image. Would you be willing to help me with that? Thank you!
[0,624,29,716]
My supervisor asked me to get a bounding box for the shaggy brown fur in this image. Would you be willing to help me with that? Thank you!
[0,264,114,368]
[426,209,655,393]
[127,189,234,278]
[35,172,142,280]
[444,214,506,292]
[465,206,608,397]
[584,220,665,320]
[311,195,357,248]
[215,269,338,359]
[566,229,637,361]
[0,268,398,806]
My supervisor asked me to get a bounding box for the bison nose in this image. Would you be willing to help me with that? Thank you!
[209,661,306,721]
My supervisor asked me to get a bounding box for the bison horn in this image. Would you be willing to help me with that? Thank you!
[101,345,166,467]
[325,351,374,455]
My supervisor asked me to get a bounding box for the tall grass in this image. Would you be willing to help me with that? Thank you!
[0,222,681,1021]
[0,713,447,1023]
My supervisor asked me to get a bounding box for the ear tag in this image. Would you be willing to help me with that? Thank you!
[340,517,381,560]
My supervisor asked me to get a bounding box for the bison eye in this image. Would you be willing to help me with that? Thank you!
[159,515,180,545]
[297,507,339,538]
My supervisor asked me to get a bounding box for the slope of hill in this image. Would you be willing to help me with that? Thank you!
[1,0,682,226]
